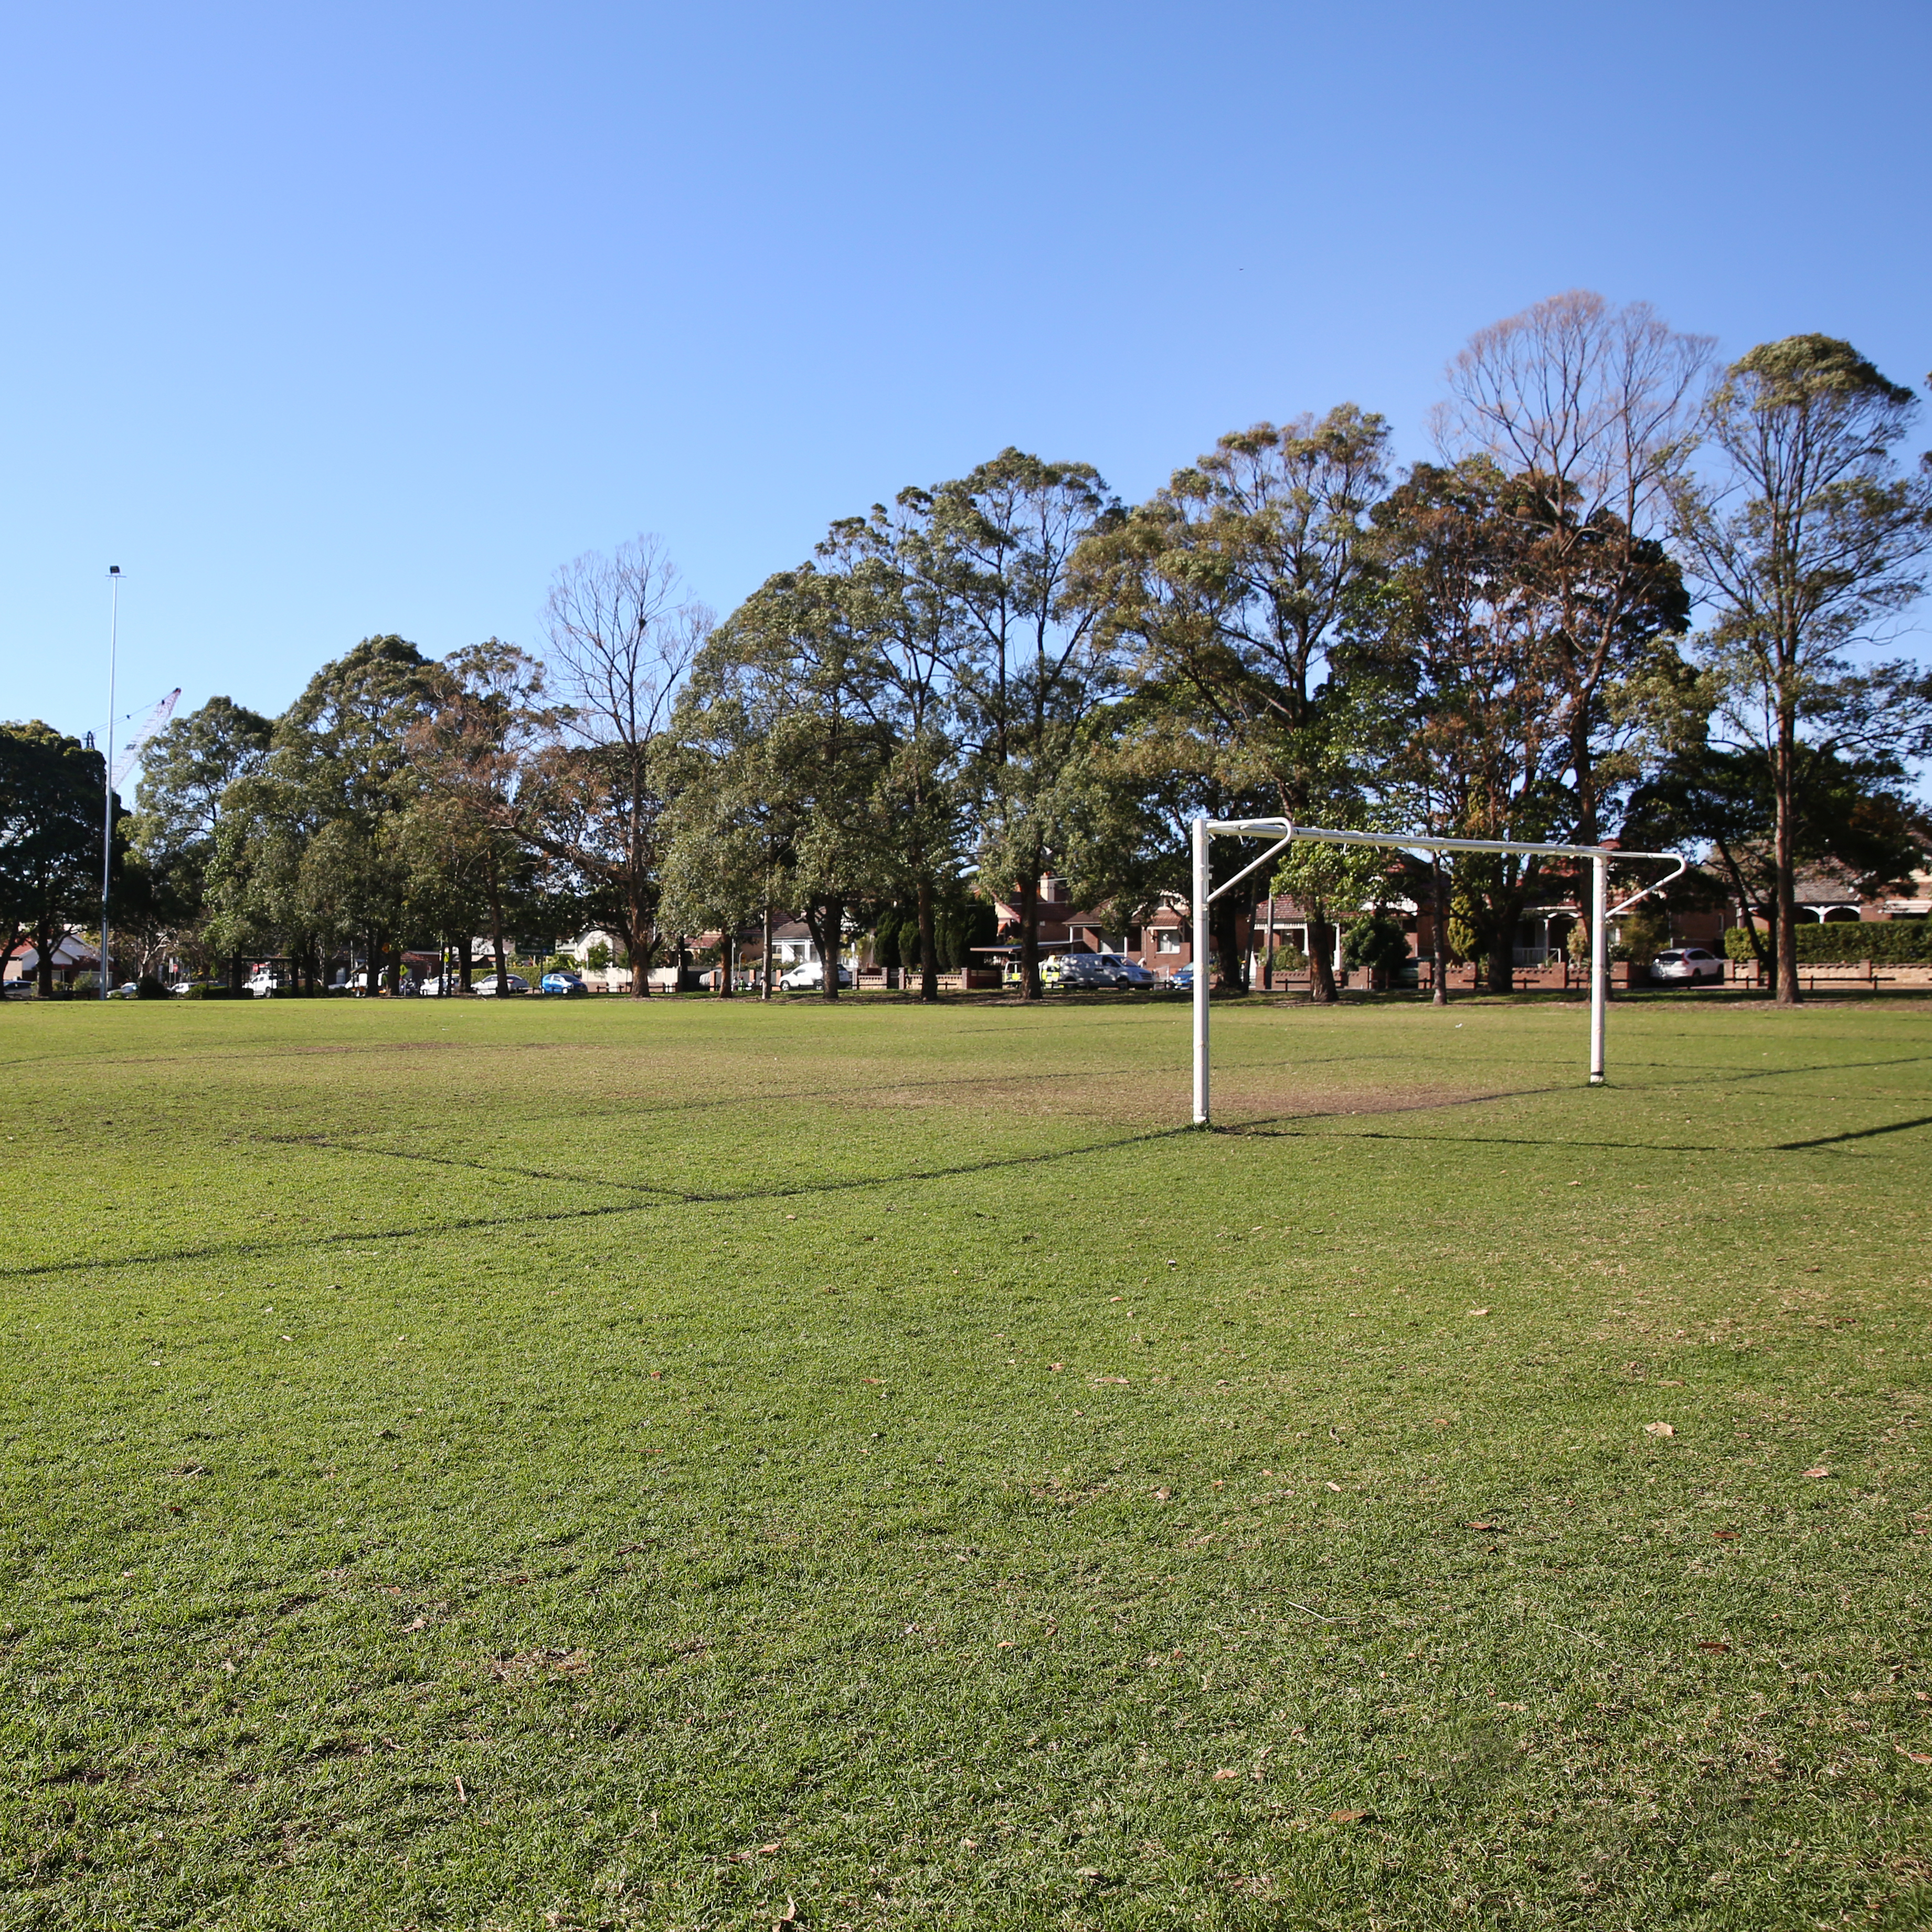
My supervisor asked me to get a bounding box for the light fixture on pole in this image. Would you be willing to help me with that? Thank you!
[100,566,121,1002]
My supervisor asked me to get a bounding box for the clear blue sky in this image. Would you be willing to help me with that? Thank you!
[4,1,1927,757]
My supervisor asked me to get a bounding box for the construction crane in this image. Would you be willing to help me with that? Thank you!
[111,687,182,790]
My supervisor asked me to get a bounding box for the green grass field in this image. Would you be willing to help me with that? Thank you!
[2,990,1928,1930]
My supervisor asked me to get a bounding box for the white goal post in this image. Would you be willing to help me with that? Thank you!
[1189,817,1689,1126]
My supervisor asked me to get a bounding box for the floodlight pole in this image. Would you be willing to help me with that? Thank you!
[1191,815,1210,1126]
[1589,853,1607,1086]
[99,566,121,1001]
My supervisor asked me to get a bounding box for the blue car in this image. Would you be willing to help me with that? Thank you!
[1166,964,1196,992]
[540,971,588,996]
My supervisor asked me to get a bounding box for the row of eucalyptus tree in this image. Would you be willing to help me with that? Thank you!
[63,296,1929,1009]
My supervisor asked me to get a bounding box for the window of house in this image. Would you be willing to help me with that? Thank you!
[1155,930,1181,954]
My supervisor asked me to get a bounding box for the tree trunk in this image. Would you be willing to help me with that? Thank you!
[0,921,20,1001]
[917,878,938,1003]
[36,918,56,999]
[1773,710,1801,1006]
[1486,933,1514,995]
[1570,713,1598,851]
[718,929,734,998]
[1017,873,1041,1001]
[1213,896,1243,992]
[814,899,843,1001]
[484,853,509,994]
[229,953,243,997]
[1309,916,1337,1004]
[1431,858,1449,1006]
[761,903,773,1003]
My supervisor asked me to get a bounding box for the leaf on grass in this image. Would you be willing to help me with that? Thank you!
[1049,1363,1064,1372]
[1803,1467,1832,1479]
[1467,1308,1490,1317]
[1644,1423,1675,1437]
[758,1841,781,1855]
[402,1616,428,1632]
[1212,1768,1240,1780]
[1697,1641,1731,1652]
[1153,1488,1171,1501]
[1325,1482,1343,1493]
[1896,1747,1932,1765]
[1712,1530,1739,1541]
[490,1647,590,1681]
[1329,1809,1368,1823]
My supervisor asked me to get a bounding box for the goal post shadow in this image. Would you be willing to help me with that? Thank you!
[1189,818,1689,1128]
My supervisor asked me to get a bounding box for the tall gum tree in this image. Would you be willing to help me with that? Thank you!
[1669,336,1932,1005]
[1078,407,1390,999]
[522,538,709,996]
[927,450,1120,1001]
[1435,292,1714,852]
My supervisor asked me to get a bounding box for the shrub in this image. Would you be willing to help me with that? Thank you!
[585,941,611,972]
[135,975,167,1000]
[1342,913,1411,975]
[1724,921,1930,964]
[1614,909,1669,969]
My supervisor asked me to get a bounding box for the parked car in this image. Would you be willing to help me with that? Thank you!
[1165,963,1197,992]
[1045,952,1126,991]
[107,981,141,1000]
[779,960,853,991]
[1093,951,1156,989]
[1650,947,1724,986]
[417,974,446,996]
[472,972,531,997]
[245,969,289,997]
[540,971,588,996]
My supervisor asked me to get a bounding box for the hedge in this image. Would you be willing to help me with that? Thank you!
[1724,921,1932,964]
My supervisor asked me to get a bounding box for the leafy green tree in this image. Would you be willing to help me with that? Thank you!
[1067,676,1278,992]
[814,501,967,1001]
[926,449,1122,1000]
[206,637,441,991]
[1670,335,1932,1004]
[1623,743,1929,974]
[1354,460,1577,993]
[1074,409,1393,995]
[1082,406,1390,804]
[128,696,272,978]
[0,723,112,997]
[674,562,895,1001]
[407,640,551,990]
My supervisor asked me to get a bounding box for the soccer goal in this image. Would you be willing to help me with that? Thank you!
[1188,817,1689,1127]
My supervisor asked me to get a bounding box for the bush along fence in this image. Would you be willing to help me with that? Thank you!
[1725,921,1932,965]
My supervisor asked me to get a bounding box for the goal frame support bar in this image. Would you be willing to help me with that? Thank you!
[1189,817,1689,1127]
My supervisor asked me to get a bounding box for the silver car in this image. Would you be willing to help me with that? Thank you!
[472,972,532,997]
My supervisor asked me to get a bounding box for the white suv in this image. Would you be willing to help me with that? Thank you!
[1650,948,1724,985]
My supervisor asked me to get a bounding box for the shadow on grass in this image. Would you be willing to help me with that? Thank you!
[0,1124,1198,1282]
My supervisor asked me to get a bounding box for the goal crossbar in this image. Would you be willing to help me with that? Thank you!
[1190,817,1690,1125]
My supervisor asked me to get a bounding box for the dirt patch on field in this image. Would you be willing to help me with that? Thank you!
[848,1064,1515,1129]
